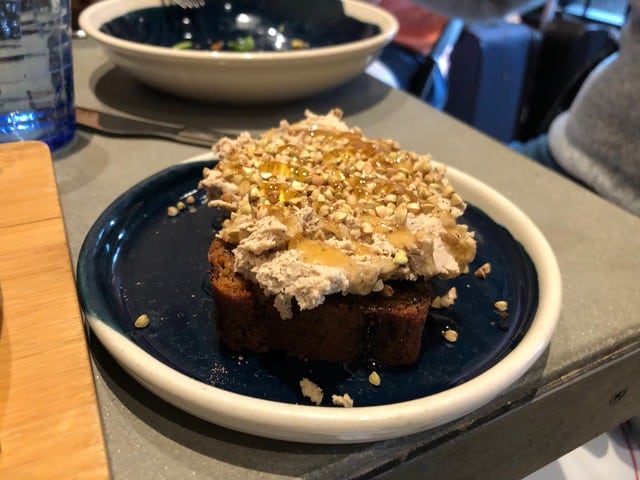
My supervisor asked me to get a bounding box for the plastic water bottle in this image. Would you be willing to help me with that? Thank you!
[0,0,75,152]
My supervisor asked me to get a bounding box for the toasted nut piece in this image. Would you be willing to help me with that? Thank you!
[186,195,196,205]
[291,180,306,192]
[361,222,374,234]
[375,205,391,218]
[494,300,508,312]
[249,186,261,200]
[441,185,455,198]
[318,205,330,217]
[238,202,252,215]
[393,249,408,265]
[431,287,457,309]
[381,284,395,297]
[406,202,421,214]
[443,329,458,342]
[395,205,408,225]
[450,193,464,206]
[391,172,407,182]
[135,314,150,329]
[415,158,431,172]
[474,262,492,279]
[331,211,348,222]
[324,188,335,201]
[368,371,381,387]
[167,206,180,217]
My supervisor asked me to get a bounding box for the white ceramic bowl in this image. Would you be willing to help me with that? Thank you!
[79,0,398,103]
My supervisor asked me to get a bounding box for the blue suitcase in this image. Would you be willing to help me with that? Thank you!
[443,19,541,143]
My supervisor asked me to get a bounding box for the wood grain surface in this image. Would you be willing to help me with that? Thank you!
[0,142,109,479]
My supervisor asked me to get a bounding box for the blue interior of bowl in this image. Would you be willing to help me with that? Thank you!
[99,0,381,52]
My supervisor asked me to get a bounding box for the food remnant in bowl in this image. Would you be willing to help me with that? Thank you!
[227,35,255,52]
[172,34,309,52]
[291,38,310,49]
[300,377,323,405]
[227,35,256,52]
[368,370,381,387]
[172,40,193,50]
[167,206,180,217]
[210,40,224,51]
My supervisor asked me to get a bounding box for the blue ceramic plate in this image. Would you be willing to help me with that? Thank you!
[77,153,562,443]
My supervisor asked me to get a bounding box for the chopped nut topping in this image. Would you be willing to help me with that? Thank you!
[199,110,472,249]
[176,201,186,210]
[198,110,477,316]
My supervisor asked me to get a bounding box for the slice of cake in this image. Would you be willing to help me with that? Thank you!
[199,109,476,366]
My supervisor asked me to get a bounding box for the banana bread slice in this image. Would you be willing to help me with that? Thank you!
[209,238,432,366]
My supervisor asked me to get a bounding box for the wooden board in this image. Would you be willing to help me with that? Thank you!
[0,142,110,479]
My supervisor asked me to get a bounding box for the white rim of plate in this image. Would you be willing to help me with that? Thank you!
[86,152,562,444]
[78,0,399,63]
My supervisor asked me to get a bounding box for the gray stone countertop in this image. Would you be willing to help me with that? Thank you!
[51,40,640,479]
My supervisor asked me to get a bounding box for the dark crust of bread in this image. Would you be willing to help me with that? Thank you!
[208,238,432,366]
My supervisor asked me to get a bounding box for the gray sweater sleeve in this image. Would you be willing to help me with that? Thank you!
[411,0,544,19]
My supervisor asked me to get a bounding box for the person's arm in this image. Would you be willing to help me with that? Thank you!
[411,0,545,19]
